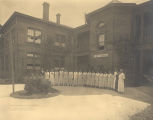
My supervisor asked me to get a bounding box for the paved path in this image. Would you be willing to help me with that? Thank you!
[0,85,150,120]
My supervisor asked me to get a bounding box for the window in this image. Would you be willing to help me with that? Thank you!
[27,64,33,69]
[26,64,41,70]
[27,28,42,44]
[28,36,34,43]
[35,31,41,37]
[54,34,66,47]
[54,42,61,47]
[35,53,40,58]
[27,52,40,58]
[98,22,105,28]
[35,64,41,70]
[27,53,34,57]
[61,43,66,47]
[98,34,105,50]
[28,29,34,36]
[35,39,41,44]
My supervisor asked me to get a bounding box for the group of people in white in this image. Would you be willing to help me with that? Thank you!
[44,69,125,93]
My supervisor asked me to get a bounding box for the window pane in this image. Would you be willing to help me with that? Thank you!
[28,29,34,36]
[27,66,33,69]
[27,64,33,69]
[35,66,41,70]
[61,43,66,47]
[99,34,105,46]
[28,36,34,42]
[54,42,60,46]
[98,22,105,28]
[35,54,40,57]
[27,53,34,57]
[35,39,41,44]
[35,30,41,37]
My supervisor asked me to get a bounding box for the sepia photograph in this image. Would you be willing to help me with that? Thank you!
[0,0,153,120]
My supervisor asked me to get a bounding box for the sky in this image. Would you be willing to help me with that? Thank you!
[0,0,149,27]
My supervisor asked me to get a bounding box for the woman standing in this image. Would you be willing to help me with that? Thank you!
[118,69,125,93]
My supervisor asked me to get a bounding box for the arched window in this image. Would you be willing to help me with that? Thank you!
[98,22,105,28]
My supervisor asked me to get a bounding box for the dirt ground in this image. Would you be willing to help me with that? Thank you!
[0,84,152,120]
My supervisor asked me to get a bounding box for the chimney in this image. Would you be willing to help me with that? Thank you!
[56,13,61,25]
[43,2,50,21]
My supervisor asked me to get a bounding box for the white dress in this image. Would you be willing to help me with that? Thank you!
[55,72,59,86]
[113,72,118,90]
[50,72,55,86]
[98,74,102,88]
[118,73,125,93]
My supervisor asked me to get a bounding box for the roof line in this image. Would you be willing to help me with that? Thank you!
[2,11,74,32]
[86,2,136,17]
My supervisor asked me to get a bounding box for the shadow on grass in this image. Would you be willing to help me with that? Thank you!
[10,88,60,99]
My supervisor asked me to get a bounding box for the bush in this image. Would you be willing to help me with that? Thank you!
[24,73,51,94]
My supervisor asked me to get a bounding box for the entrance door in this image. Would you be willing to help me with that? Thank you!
[77,55,89,72]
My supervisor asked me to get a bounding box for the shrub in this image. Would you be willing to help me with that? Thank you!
[24,73,51,94]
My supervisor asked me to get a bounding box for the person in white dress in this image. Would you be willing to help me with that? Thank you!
[45,71,49,80]
[86,72,89,87]
[107,73,111,89]
[118,69,125,93]
[59,71,62,86]
[95,72,99,88]
[91,72,95,87]
[103,73,107,89]
[68,72,72,86]
[98,72,101,88]
[113,71,118,90]
[50,71,55,86]
[54,71,58,86]
[63,71,66,86]
[101,73,104,88]
[110,73,114,89]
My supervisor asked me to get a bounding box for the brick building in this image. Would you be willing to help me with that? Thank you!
[0,0,153,85]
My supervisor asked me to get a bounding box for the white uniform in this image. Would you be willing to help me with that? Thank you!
[113,72,118,90]
[59,71,63,86]
[98,73,102,88]
[107,74,111,89]
[64,72,68,86]
[93,73,96,87]
[91,73,94,87]
[55,72,59,86]
[50,72,55,86]
[103,74,107,88]
[86,72,89,86]
[82,72,86,86]
[69,72,73,86]
[96,73,100,87]
[45,72,50,80]
[67,72,70,86]
[80,72,83,86]
[110,74,114,89]
[73,72,76,86]
[118,72,125,93]
[63,72,66,86]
